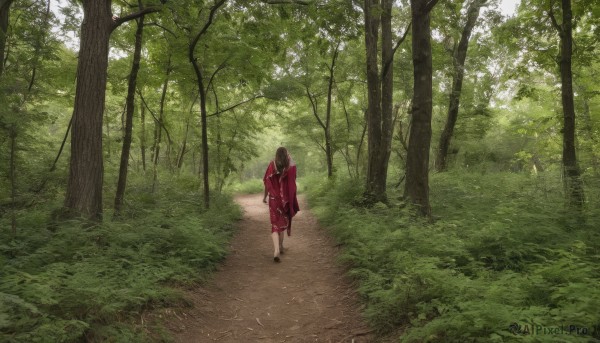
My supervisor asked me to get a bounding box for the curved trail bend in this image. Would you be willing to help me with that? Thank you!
[167,194,374,343]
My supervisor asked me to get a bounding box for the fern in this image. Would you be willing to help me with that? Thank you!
[306,171,600,341]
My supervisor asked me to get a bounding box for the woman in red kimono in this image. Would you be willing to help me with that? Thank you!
[263,147,300,262]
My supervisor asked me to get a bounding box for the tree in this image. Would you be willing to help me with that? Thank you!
[64,1,159,220]
[188,0,227,209]
[363,0,395,203]
[0,0,13,78]
[114,12,146,216]
[404,0,439,216]
[547,0,585,206]
[302,42,340,178]
[435,0,487,172]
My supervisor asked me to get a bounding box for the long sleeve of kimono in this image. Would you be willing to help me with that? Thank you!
[287,165,299,218]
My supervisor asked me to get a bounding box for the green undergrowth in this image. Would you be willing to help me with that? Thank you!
[305,171,600,342]
[225,178,264,194]
[0,174,241,342]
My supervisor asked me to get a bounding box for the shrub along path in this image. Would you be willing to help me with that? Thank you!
[164,194,374,342]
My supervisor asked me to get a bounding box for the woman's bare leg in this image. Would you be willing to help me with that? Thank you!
[271,232,281,261]
[278,232,284,253]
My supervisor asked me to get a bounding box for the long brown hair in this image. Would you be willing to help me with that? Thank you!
[275,147,289,174]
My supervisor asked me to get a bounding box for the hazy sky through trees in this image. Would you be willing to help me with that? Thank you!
[49,0,521,51]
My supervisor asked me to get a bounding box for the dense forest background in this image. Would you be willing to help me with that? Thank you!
[1,0,599,341]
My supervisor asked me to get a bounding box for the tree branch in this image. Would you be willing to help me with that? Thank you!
[207,95,265,117]
[137,90,173,144]
[547,3,562,35]
[392,22,412,56]
[112,6,161,31]
[205,57,230,93]
[306,86,326,130]
[383,22,411,79]
[190,0,227,56]
[146,22,177,37]
[313,137,326,153]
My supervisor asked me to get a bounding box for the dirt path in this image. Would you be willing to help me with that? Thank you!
[165,194,374,343]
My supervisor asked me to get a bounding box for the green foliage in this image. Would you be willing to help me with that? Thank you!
[306,172,600,341]
[225,178,264,194]
[0,176,241,342]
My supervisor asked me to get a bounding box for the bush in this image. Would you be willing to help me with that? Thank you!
[0,176,241,342]
[306,171,600,342]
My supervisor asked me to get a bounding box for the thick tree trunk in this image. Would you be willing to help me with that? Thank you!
[114,15,145,216]
[364,0,381,200]
[364,0,387,202]
[0,0,13,78]
[64,0,112,220]
[363,0,394,202]
[435,0,483,172]
[62,1,157,219]
[405,0,437,217]
[558,0,584,206]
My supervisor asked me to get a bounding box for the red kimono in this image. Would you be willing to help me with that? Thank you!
[263,158,299,236]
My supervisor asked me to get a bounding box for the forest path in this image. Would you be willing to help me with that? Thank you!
[165,194,374,343]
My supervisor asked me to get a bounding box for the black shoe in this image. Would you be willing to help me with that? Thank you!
[274,256,280,262]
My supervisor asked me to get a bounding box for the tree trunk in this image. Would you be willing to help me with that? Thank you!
[435,0,484,172]
[153,58,171,166]
[216,115,223,191]
[324,43,340,178]
[140,96,146,171]
[191,58,210,209]
[9,127,16,235]
[356,115,367,179]
[363,0,394,202]
[364,0,381,200]
[64,0,112,221]
[557,0,584,206]
[50,117,72,172]
[364,0,387,202]
[405,0,438,217]
[105,109,111,160]
[188,0,227,209]
[114,15,145,216]
[0,0,13,78]
[177,119,189,169]
[378,0,394,192]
